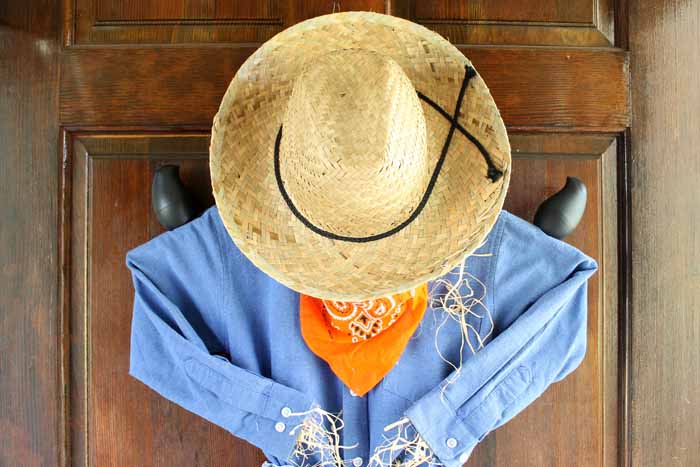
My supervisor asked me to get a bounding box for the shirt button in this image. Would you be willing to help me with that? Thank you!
[352,457,363,467]
[446,437,458,449]
[281,406,292,418]
[274,422,286,433]
[350,389,359,397]
[459,451,471,463]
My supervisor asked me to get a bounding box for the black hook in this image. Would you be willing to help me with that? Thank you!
[533,176,587,240]
[152,165,201,230]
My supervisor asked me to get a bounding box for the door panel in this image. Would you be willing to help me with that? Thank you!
[68,0,386,45]
[490,134,619,467]
[392,0,614,46]
[64,135,265,466]
[58,1,630,466]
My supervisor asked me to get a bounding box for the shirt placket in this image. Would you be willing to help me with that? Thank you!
[342,386,370,467]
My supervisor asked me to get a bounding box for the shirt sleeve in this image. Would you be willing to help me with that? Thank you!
[126,211,314,463]
[404,214,598,467]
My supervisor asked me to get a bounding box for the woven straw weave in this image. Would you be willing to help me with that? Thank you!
[210,12,511,301]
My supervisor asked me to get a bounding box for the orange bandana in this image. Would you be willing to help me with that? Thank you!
[299,285,428,396]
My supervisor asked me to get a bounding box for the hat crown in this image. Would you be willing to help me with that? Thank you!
[280,48,429,238]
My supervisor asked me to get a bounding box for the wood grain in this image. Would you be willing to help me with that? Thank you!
[412,0,593,23]
[70,0,385,45]
[60,46,630,132]
[94,0,279,21]
[629,1,700,465]
[392,0,614,46]
[0,2,61,467]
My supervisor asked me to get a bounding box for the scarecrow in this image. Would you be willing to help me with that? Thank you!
[127,12,597,467]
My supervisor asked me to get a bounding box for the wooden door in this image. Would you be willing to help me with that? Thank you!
[56,1,631,466]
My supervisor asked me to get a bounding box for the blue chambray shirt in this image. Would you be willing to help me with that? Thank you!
[126,206,597,467]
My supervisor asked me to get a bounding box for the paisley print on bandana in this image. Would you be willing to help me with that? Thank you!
[323,295,406,342]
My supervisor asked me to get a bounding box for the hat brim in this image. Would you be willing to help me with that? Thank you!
[210,12,511,301]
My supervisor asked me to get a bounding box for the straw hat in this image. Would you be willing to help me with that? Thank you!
[210,12,511,301]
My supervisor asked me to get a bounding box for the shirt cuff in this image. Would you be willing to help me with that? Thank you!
[405,365,532,466]
[260,381,316,460]
[184,355,315,461]
[405,390,478,467]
